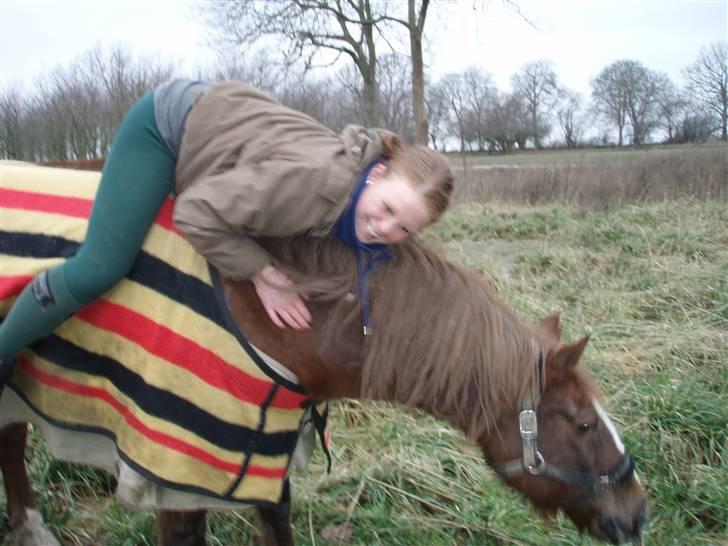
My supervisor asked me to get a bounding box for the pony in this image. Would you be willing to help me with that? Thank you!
[0,163,647,545]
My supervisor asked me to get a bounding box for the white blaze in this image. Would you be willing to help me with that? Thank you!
[593,399,641,483]
[592,398,625,455]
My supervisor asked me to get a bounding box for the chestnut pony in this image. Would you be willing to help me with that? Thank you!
[0,162,647,545]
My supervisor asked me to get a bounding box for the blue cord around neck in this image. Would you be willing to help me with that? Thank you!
[332,159,393,335]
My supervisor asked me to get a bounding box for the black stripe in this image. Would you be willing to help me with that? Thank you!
[1,229,225,328]
[0,231,79,259]
[126,250,226,329]
[32,335,299,457]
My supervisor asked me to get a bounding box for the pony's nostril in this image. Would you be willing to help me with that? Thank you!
[598,516,621,545]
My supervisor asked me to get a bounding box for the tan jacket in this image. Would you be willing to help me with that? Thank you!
[174,81,388,280]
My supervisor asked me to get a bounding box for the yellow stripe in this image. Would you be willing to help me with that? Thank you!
[102,280,275,384]
[0,256,62,315]
[1,163,101,198]
[232,454,289,502]
[0,208,88,242]
[141,224,210,283]
[1,255,63,277]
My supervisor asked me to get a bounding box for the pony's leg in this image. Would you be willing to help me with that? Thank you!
[0,423,35,527]
[0,422,60,545]
[255,479,294,546]
[157,510,207,546]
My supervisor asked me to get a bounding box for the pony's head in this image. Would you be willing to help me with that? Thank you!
[484,314,648,544]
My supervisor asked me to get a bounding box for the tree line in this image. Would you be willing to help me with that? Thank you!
[1,29,725,161]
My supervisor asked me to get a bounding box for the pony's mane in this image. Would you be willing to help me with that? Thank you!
[260,236,543,439]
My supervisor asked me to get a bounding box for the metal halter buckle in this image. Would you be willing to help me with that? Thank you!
[519,409,538,438]
[519,410,545,474]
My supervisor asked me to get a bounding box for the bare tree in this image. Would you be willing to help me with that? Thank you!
[485,91,529,153]
[592,60,665,147]
[204,49,283,94]
[626,67,667,146]
[199,0,384,126]
[511,60,559,149]
[86,45,174,152]
[0,85,27,159]
[438,72,468,153]
[676,111,715,143]
[684,40,728,141]
[461,67,498,152]
[556,89,585,148]
[377,0,431,144]
[31,74,72,159]
[656,81,687,143]
[16,44,173,161]
[425,81,450,151]
[335,62,372,126]
[377,54,415,140]
[591,63,628,146]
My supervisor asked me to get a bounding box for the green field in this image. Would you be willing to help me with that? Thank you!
[1,144,727,545]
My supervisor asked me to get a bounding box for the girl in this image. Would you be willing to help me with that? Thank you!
[0,79,454,381]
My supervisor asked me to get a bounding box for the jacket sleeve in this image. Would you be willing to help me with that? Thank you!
[173,170,271,281]
[172,158,332,281]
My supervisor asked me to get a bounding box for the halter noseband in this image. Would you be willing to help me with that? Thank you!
[490,352,636,499]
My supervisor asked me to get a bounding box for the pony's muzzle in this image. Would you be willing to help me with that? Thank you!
[597,498,648,544]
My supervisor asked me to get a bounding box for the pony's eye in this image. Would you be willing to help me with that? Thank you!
[577,422,593,433]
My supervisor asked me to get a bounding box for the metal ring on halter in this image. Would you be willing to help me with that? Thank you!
[527,451,546,475]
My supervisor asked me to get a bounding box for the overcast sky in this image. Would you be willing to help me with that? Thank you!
[1,0,726,97]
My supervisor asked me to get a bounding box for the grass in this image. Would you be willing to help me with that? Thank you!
[2,144,727,545]
[450,142,728,208]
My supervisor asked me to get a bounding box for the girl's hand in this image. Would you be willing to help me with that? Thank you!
[252,265,312,331]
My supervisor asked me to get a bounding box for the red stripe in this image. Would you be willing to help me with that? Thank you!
[18,357,286,479]
[77,300,307,410]
[0,275,31,301]
[1,188,92,218]
[0,188,180,236]
[156,197,182,236]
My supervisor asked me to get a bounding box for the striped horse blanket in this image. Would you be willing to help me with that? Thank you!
[0,162,320,508]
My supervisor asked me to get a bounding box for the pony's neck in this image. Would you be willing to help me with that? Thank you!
[356,299,541,442]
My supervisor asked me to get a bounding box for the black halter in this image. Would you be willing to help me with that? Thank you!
[490,353,636,500]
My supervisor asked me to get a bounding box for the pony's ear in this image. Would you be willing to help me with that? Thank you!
[553,336,590,370]
[539,313,561,340]
[378,130,404,158]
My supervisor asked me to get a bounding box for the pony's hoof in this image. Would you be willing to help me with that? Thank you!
[12,509,60,546]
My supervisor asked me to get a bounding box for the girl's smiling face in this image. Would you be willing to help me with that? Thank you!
[354,168,431,245]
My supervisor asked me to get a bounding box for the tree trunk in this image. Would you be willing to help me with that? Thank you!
[363,70,379,127]
[409,0,429,145]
